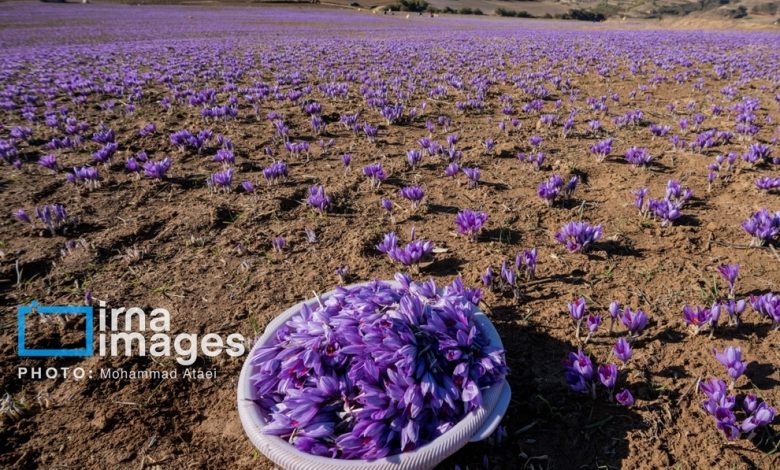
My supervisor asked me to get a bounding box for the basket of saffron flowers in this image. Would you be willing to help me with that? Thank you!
[237,274,510,470]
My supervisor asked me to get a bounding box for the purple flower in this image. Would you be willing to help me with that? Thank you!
[598,363,618,390]
[71,166,101,189]
[362,163,386,188]
[481,266,494,288]
[454,209,488,241]
[388,239,433,268]
[589,138,612,162]
[717,264,739,297]
[714,346,746,383]
[241,180,255,194]
[569,297,587,321]
[755,177,780,192]
[307,185,332,213]
[537,174,563,205]
[521,247,537,280]
[624,147,653,167]
[749,293,780,328]
[213,148,235,166]
[262,161,288,184]
[271,236,286,253]
[143,158,172,180]
[13,208,31,224]
[613,338,632,363]
[444,162,459,177]
[619,307,648,336]
[647,198,682,226]
[741,403,776,433]
[723,299,747,326]
[37,154,58,172]
[208,168,234,192]
[462,167,480,188]
[742,209,780,246]
[376,232,398,254]
[139,123,156,137]
[406,149,422,169]
[742,143,772,166]
[341,153,352,171]
[615,389,634,407]
[252,275,507,459]
[35,203,68,234]
[563,349,594,394]
[125,157,140,173]
[399,186,425,210]
[555,221,602,253]
[92,142,118,164]
[683,304,719,335]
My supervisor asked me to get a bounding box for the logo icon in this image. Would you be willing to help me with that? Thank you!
[18,301,93,357]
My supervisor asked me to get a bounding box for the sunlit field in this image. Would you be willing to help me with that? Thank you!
[2,1,779,468]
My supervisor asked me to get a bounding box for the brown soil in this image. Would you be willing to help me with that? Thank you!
[1,4,780,470]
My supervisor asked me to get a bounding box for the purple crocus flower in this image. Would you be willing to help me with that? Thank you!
[14,208,31,224]
[755,177,780,192]
[563,349,594,395]
[208,168,234,192]
[143,158,172,180]
[35,203,68,234]
[444,162,459,177]
[749,293,780,328]
[262,161,288,185]
[589,138,612,162]
[70,165,101,189]
[742,209,780,246]
[624,147,653,167]
[555,221,602,253]
[38,154,58,172]
[568,297,586,340]
[714,346,746,384]
[613,337,632,363]
[537,174,563,206]
[585,314,602,342]
[399,186,425,210]
[341,153,352,172]
[481,266,494,289]
[741,403,777,434]
[336,265,349,283]
[271,236,286,253]
[307,185,332,213]
[454,209,488,241]
[619,307,648,336]
[462,167,480,188]
[362,162,386,188]
[598,363,618,390]
[647,198,682,226]
[521,248,537,280]
[608,301,621,332]
[406,149,422,169]
[616,389,634,407]
[723,299,747,326]
[717,264,739,297]
[125,157,140,173]
[241,180,255,194]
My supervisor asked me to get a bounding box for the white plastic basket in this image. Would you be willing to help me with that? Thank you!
[237,282,511,470]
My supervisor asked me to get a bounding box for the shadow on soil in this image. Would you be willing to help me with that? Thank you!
[442,301,645,469]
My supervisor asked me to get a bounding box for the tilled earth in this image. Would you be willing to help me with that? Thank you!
[1,2,780,469]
